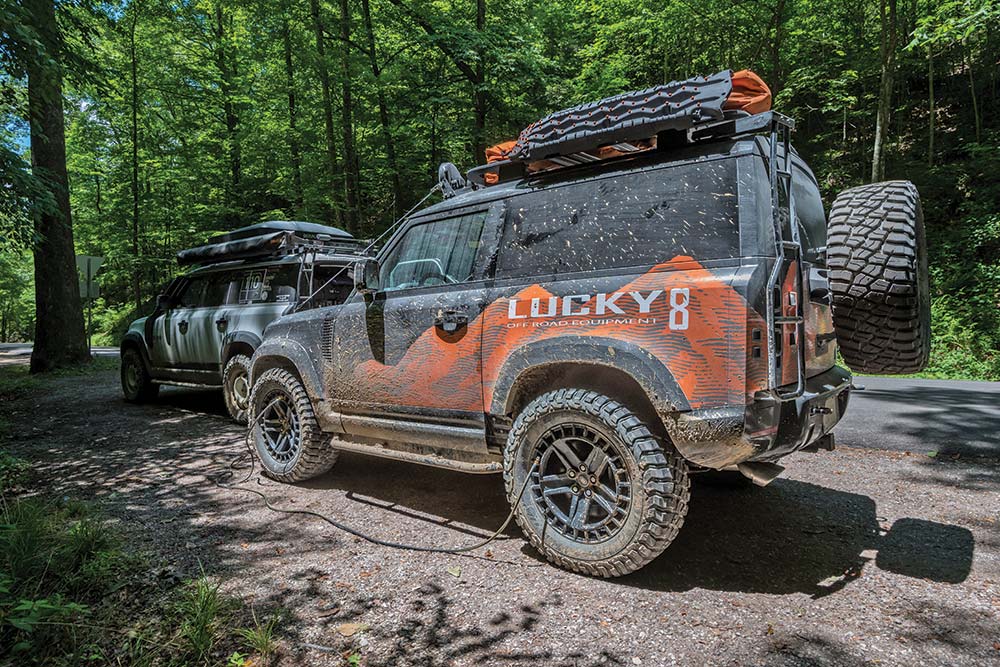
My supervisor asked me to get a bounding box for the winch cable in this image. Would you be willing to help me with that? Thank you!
[213,407,539,557]
[293,183,443,313]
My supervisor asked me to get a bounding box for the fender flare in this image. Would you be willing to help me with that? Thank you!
[120,332,152,375]
[221,331,262,364]
[490,336,691,417]
[249,337,324,399]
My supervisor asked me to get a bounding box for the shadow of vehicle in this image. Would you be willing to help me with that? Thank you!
[302,453,974,596]
[617,478,973,596]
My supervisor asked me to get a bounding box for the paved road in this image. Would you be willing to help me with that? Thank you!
[836,375,1000,459]
[0,342,117,366]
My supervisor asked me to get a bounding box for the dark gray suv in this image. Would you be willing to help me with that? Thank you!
[119,221,360,422]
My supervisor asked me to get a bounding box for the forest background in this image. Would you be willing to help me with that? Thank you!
[2,0,998,378]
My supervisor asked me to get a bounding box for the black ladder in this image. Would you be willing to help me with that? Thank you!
[765,115,806,400]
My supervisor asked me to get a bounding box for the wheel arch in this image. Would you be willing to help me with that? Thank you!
[492,337,690,435]
[249,338,322,399]
[221,331,262,366]
[120,333,152,373]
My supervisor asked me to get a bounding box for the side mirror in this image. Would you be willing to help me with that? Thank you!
[354,258,381,294]
[156,294,173,310]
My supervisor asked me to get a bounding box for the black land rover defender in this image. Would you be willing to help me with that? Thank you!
[245,72,930,576]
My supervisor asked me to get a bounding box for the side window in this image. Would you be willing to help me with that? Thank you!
[236,270,267,304]
[233,266,299,305]
[380,212,486,291]
[176,278,207,307]
[203,274,231,307]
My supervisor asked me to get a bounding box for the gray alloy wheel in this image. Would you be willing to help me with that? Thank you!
[223,354,252,424]
[249,368,338,483]
[504,388,690,578]
[121,348,159,403]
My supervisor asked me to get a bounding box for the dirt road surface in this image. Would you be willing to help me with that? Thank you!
[3,367,998,666]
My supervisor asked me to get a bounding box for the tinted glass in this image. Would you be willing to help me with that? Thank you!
[381,212,486,291]
[176,278,207,307]
[232,265,299,305]
[496,157,740,278]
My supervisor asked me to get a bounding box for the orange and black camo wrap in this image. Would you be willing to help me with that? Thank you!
[341,255,770,417]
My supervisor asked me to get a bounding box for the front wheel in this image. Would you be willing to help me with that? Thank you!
[121,348,159,403]
[249,368,338,483]
[223,354,252,424]
[504,389,690,577]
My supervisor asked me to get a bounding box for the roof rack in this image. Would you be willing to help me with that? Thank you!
[176,220,363,266]
[466,110,794,188]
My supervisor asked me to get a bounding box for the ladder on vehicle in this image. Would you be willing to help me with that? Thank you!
[763,114,806,400]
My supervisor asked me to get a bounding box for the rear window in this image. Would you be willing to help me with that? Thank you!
[496,157,740,278]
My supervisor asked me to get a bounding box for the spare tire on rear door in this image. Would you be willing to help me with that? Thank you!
[826,180,930,374]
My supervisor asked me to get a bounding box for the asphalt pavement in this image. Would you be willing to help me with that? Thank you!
[836,375,1000,459]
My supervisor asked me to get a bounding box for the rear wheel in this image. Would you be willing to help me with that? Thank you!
[504,389,690,577]
[121,348,159,403]
[223,354,252,424]
[249,368,338,483]
[827,181,931,374]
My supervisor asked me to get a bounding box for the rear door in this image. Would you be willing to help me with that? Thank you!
[172,273,230,370]
[331,206,499,429]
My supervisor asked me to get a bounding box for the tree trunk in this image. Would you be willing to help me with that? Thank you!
[309,0,345,227]
[339,0,361,236]
[214,4,241,223]
[281,11,304,212]
[871,0,897,182]
[129,5,142,312]
[965,40,981,143]
[25,0,89,372]
[361,0,402,218]
[472,0,487,165]
[769,0,786,96]
[927,47,934,167]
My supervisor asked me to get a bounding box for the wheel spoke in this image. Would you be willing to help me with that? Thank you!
[550,438,582,471]
[569,496,592,530]
[583,446,609,476]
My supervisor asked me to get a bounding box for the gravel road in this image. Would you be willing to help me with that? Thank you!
[3,367,998,666]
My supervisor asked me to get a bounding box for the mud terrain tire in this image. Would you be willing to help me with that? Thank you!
[504,389,690,578]
[121,348,159,403]
[250,368,338,483]
[827,180,930,374]
[223,354,252,424]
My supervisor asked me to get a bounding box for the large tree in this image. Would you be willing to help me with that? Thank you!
[22,0,89,372]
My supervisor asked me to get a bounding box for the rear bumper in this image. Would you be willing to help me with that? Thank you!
[745,364,852,462]
[666,365,852,468]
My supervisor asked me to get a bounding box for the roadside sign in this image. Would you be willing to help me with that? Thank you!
[76,255,104,300]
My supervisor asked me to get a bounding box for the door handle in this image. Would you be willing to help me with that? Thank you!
[215,317,228,332]
[178,319,189,335]
[433,309,469,333]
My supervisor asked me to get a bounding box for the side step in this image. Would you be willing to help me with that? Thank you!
[736,461,785,486]
[329,438,503,475]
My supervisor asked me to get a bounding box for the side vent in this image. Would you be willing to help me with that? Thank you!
[320,318,335,362]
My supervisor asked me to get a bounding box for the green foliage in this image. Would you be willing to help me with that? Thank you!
[176,576,231,663]
[0,453,30,491]
[0,497,131,664]
[2,0,998,378]
[236,606,281,663]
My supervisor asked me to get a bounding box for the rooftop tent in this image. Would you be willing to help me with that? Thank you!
[207,220,353,244]
[176,220,358,266]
